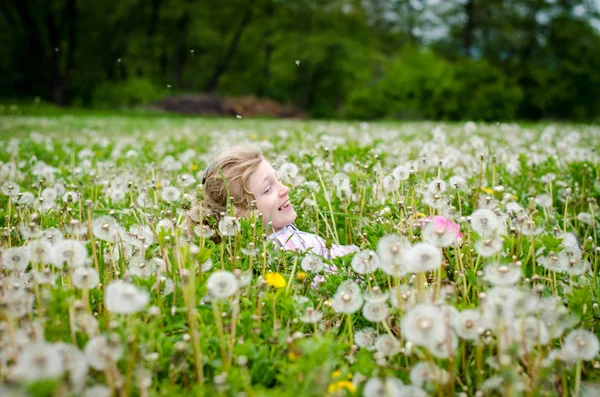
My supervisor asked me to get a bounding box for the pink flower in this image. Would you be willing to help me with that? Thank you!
[419,216,463,247]
[429,216,462,238]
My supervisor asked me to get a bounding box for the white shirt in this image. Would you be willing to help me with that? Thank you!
[267,224,359,259]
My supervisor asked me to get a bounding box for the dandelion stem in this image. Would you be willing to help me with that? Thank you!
[285,256,298,295]
[212,301,228,369]
[346,313,354,346]
[574,360,582,397]
[228,291,241,368]
[315,170,340,244]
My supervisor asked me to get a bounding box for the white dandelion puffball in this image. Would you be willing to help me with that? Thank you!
[53,239,88,268]
[27,239,55,265]
[351,250,380,274]
[410,361,449,387]
[474,237,504,257]
[401,304,446,347]
[453,309,484,340]
[363,377,405,397]
[62,191,79,203]
[331,281,363,314]
[72,267,100,289]
[470,208,501,238]
[278,162,299,184]
[483,262,521,286]
[362,300,389,322]
[449,175,467,190]
[301,253,324,273]
[465,121,477,134]
[534,193,552,208]
[561,329,600,362]
[1,181,20,197]
[427,330,459,359]
[374,334,401,356]
[161,186,181,202]
[55,342,89,391]
[104,281,150,314]
[13,343,63,381]
[92,215,121,242]
[392,165,410,181]
[376,234,411,277]
[405,243,442,273]
[84,335,123,371]
[299,308,323,324]
[354,327,377,349]
[206,270,239,299]
[2,246,30,272]
[218,216,239,237]
[83,385,112,397]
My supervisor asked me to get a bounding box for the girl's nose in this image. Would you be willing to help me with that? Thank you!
[278,182,289,196]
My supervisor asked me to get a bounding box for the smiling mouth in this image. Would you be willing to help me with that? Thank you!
[279,200,291,210]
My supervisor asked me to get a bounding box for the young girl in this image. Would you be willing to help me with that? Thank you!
[191,143,359,259]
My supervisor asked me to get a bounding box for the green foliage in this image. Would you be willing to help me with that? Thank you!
[345,48,523,121]
[2,0,600,119]
[92,78,167,108]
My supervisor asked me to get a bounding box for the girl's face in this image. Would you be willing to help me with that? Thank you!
[248,159,297,231]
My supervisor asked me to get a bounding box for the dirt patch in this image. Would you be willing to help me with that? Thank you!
[152,94,305,119]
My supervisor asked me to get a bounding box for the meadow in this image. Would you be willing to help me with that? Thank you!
[0,106,599,397]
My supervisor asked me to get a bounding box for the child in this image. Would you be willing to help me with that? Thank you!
[191,143,359,259]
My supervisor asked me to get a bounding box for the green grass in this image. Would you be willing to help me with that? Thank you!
[0,108,599,397]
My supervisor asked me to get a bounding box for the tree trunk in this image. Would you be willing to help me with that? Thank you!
[464,0,474,58]
[172,11,190,88]
[258,0,274,98]
[204,0,256,93]
[44,0,77,105]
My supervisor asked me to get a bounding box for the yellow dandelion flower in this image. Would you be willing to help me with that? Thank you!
[265,272,286,288]
[416,212,426,218]
[482,187,494,195]
[327,380,356,394]
[191,164,199,171]
[288,351,300,360]
[249,133,257,140]
[332,370,341,379]
[296,271,307,281]
[156,182,162,189]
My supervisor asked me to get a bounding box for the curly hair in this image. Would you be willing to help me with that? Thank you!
[185,143,264,235]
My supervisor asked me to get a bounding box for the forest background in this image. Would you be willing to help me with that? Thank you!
[2,0,600,121]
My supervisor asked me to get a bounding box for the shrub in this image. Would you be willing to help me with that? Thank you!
[92,78,166,108]
[344,48,522,121]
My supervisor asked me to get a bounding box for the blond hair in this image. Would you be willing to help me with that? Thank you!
[185,144,264,233]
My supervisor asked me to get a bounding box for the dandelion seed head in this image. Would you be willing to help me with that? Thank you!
[362,300,389,323]
[562,329,600,362]
[470,208,500,238]
[331,281,363,314]
[206,270,238,299]
[301,253,324,273]
[2,246,30,272]
[374,334,401,356]
[218,216,239,237]
[13,343,63,381]
[355,327,377,349]
[72,267,100,289]
[351,250,380,274]
[104,281,149,314]
[376,234,411,277]
[405,242,442,273]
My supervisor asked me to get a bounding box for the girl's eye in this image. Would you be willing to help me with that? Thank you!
[264,186,272,194]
